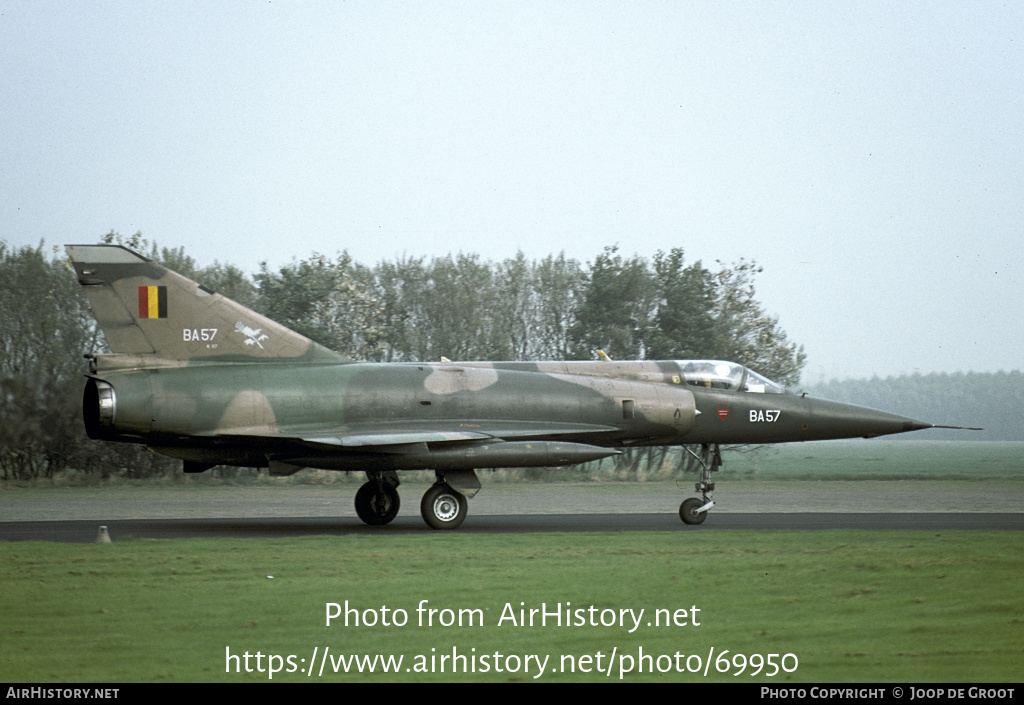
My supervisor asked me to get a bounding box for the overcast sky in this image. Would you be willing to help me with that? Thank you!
[2,1,1021,382]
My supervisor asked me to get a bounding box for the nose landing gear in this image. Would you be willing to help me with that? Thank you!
[679,444,721,525]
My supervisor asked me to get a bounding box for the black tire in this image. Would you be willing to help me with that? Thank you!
[420,483,468,530]
[679,497,708,525]
[355,481,400,526]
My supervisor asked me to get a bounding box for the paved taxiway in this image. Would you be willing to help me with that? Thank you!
[2,481,1022,541]
[3,512,1024,543]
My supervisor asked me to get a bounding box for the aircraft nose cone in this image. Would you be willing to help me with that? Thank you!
[809,399,931,439]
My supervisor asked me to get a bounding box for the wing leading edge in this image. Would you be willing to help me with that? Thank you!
[290,420,620,448]
[192,420,623,472]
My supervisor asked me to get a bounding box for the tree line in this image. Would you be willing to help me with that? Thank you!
[1,233,808,480]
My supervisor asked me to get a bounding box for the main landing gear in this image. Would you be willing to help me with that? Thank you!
[354,472,401,526]
[420,482,468,530]
[679,443,721,525]
[355,470,474,530]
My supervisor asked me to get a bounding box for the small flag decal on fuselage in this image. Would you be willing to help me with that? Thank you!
[138,286,168,319]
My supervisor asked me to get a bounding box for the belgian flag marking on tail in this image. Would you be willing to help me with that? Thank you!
[138,286,168,319]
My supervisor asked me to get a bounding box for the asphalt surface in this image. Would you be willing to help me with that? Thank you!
[3,512,1024,543]
[2,481,1022,541]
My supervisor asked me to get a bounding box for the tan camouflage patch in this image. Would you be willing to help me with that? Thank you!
[217,390,278,434]
[424,365,500,395]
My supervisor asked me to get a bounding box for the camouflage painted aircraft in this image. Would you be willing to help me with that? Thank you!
[65,244,976,529]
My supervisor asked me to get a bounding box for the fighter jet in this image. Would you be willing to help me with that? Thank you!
[65,244,976,529]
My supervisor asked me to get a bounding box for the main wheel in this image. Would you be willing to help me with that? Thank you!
[679,497,708,525]
[420,483,468,530]
[355,481,400,526]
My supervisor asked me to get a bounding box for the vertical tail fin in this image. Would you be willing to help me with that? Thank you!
[65,244,344,364]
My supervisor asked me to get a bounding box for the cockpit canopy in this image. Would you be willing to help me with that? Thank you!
[675,360,787,394]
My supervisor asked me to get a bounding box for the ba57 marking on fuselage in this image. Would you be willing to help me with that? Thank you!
[65,244,979,529]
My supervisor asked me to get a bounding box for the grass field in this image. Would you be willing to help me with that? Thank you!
[1,530,1021,683]
[725,440,1024,481]
[2,440,1021,683]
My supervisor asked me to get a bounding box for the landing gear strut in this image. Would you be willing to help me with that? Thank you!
[355,471,401,526]
[679,444,721,525]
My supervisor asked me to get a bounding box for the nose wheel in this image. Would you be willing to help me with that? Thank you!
[679,496,712,525]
